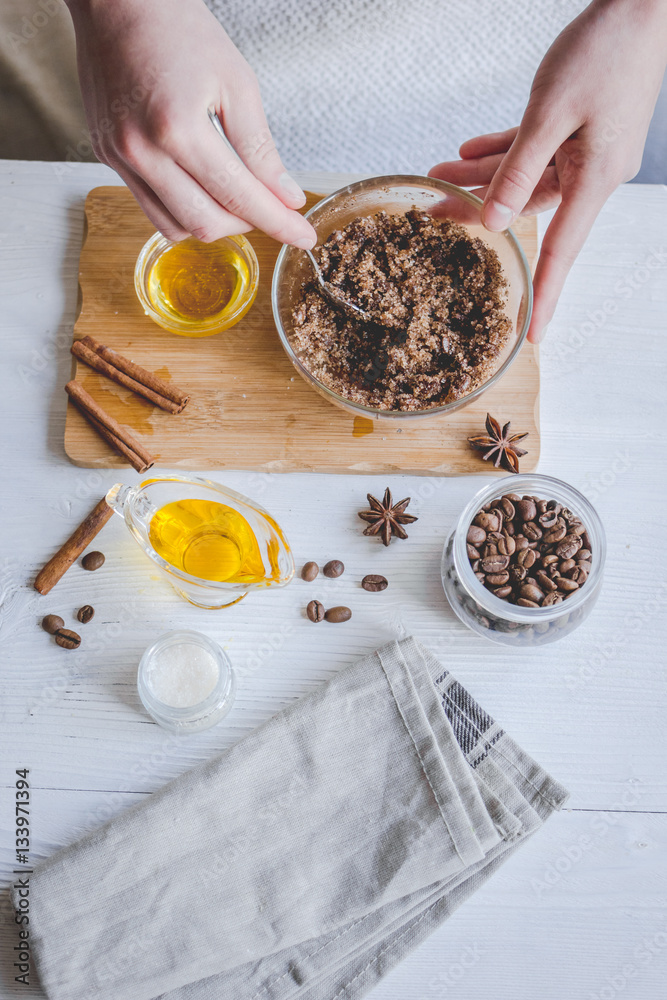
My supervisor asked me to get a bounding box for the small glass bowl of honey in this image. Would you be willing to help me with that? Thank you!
[134,232,259,336]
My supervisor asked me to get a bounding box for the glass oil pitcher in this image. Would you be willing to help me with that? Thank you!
[106,475,294,608]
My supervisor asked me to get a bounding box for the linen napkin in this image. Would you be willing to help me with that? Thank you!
[14,637,568,1000]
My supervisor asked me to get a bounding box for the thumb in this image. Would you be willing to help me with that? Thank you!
[481,112,570,232]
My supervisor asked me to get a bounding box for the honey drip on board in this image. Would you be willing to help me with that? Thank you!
[147,238,250,333]
[148,499,267,583]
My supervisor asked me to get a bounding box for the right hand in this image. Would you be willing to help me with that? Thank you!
[65,0,317,247]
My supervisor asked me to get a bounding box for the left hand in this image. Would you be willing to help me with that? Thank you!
[429,0,667,342]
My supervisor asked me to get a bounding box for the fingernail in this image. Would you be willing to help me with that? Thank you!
[534,323,548,344]
[279,172,306,205]
[293,236,317,250]
[483,200,515,232]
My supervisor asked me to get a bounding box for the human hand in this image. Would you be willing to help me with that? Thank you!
[429,0,667,342]
[65,0,317,248]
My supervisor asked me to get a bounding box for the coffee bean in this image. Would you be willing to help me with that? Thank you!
[301,561,319,582]
[42,614,64,634]
[362,574,388,592]
[480,554,510,574]
[467,525,487,547]
[520,584,544,603]
[543,524,567,544]
[323,559,344,578]
[77,605,95,624]
[516,548,537,569]
[473,511,500,532]
[55,628,81,649]
[555,535,582,560]
[306,600,325,622]
[82,551,105,571]
[536,570,557,592]
[325,606,352,623]
[498,531,516,556]
[515,499,536,522]
[538,510,558,528]
[498,497,515,520]
[467,493,592,611]
[523,521,543,542]
[581,531,591,551]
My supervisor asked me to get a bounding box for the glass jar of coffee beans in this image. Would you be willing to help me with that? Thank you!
[441,474,606,646]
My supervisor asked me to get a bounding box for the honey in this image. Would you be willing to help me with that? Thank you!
[148,498,269,583]
[135,233,259,337]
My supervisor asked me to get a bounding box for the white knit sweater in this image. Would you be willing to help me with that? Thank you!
[205,0,588,173]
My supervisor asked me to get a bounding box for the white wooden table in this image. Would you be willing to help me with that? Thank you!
[1,161,666,1000]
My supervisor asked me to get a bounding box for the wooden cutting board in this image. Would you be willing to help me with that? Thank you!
[64,185,539,475]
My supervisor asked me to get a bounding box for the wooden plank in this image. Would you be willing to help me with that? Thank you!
[64,185,540,475]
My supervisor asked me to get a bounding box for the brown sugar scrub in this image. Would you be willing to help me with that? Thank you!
[291,209,512,411]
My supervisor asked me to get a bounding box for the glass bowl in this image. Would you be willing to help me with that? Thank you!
[135,232,259,337]
[137,629,236,733]
[441,474,606,646]
[271,175,533,421]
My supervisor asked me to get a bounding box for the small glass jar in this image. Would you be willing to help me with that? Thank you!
[137,630,236,732]
[442,474,606,646]
[134,232,259,336]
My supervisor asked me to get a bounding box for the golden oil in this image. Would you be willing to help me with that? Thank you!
[143,236,256,336]
[148,498,268,583]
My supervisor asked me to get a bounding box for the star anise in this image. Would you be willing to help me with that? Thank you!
[468,413,529,474]
[358,488,418,546]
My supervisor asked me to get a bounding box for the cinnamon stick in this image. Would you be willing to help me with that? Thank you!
[65,381,155,474]
[76,336,189,412]
[71,339,184,414]
[34,497,114,595]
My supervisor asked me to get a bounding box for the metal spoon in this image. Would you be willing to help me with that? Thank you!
[208,108,371,324]
[301,247,372,324]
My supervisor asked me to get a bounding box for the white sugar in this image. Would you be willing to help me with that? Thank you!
[148,643,219,707]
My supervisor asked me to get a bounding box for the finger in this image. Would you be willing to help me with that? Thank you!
[470,165,562,216]
[109,146,253,243]
[177,113,317,248]
[428,152,505,188]
[528,183,606,343]
[482,112,574,232]
[459,127,519,160]
[216,95,307,210]
[110,161,190,241]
